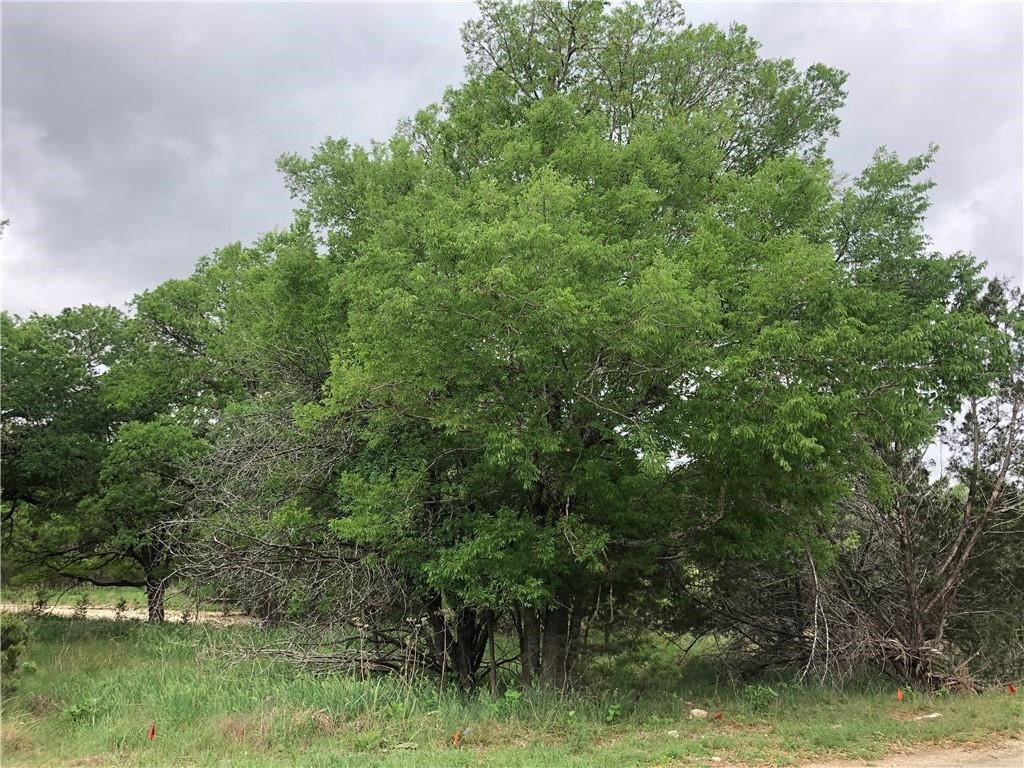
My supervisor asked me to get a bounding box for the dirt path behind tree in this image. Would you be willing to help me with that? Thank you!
[0,602,251,625]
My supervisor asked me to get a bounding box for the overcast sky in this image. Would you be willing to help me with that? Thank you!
[2,2,1022,317]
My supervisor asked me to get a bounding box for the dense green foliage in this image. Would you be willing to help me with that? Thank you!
[2,306,122,521]
[1,0,1020,689]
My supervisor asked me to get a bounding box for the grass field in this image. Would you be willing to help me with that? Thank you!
[1,615,1021,767]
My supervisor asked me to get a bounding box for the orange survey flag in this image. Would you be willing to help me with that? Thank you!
[896,689,904,701]
[148,722,156,741]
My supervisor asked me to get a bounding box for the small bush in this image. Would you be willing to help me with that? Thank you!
[72,594,91,620]
[30,588,49,615]
[63,696,102,725]
[741,683,780,712]
[1,614,29,697]
[26,691,58,715]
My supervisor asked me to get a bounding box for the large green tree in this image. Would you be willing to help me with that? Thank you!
[2,306,124,587]
[261,0,1003,688]
[73,419,207,622]
[0,245,262,620]
[2,306,123,525]
[1,306,211,621]
[671,154,1014,687]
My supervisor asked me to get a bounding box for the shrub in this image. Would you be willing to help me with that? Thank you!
[72,594,91,620]
[30,588,48,615]
[1,614,29,697]
[741,683,780,712]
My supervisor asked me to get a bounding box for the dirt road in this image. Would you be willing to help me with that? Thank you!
[798,739,1023,768]
[0,602,251,625]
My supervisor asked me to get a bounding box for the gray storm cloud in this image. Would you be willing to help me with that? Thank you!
[2,2,1021,316]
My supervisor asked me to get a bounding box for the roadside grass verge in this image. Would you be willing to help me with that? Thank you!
[1,616,1020,767]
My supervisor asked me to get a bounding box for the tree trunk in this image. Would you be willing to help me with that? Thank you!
[425,597,487,690]
[454,609,482,691]
[145,576,165,624]
[488,611,498,696]
[565,598,585,683]
[518,590,589,691]
[520,608,541,687]
[541,602,569,691]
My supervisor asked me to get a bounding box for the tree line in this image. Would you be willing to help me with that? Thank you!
[3,0,1021,691]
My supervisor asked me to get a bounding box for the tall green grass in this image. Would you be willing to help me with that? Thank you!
[2,616,1020,767]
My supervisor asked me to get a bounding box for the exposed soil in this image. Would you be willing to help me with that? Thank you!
[796,738,1023,768]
